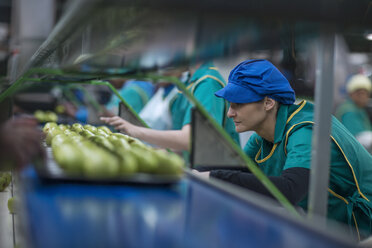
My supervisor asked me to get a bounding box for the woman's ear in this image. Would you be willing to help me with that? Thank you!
[264,97,276,111]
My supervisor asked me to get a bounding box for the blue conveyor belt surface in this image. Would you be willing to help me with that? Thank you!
[20,167,354,248]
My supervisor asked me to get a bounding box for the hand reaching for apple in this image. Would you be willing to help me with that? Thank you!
[100,116,140,138]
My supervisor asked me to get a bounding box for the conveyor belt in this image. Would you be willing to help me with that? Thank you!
[18,167,355,248]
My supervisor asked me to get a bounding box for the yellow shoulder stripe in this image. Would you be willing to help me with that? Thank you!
[330,136,369,202]
[177,83,194,93]
[286,100,306,124]
[284,120,369,202]
[255,100,307,164]
[255,144,278,163]
[191,75,225,92]
[328,188,349,204]
[284,121,314,156]
[178,75,226,94]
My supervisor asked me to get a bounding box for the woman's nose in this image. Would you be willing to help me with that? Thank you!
[227,107,235,118]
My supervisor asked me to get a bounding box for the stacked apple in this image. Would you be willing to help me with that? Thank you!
[0,172,11,192]
[34,110,58,123]
[42,122,184,178]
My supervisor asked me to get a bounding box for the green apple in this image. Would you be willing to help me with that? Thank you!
[3,172,11,186]
[53,143,84,174]
[55,104,65,114]
[43,122,58,134]
[97,126,112,134]
[0,177,7,191]
[82,148,119,178]
[45,111,58,122]
[118,151,138,175]
[84,124,98,134]
[7,197,15,214]
[108,136,130,152]
[107,135,119,142]
[96,129,109,137]
[90,136,115,152]
[63,129,78,137]
[46,127,63,146]
[58,124,70,131]
[51,134,70,150]
[34,110,45,122]
[71,123,84,133]
[154,150,184,176]
[127,138,148,149]
[111,133,132,141]
[130,148,158,173]
[80,139,96,148]
[70,135,83,144]
[81,129,95,139]
[0,172,11,192]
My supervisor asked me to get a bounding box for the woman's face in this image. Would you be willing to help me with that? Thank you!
[227,100,267,133]
[350,89,370,108]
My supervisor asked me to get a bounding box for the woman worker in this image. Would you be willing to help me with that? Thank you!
[101,62,239,151]
[335,74,372,151]
[208,59,372,239]
[104,79,155,115]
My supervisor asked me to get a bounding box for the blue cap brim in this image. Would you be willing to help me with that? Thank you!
[215,82,264,103]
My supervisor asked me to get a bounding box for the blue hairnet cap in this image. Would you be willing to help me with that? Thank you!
[215,59,295,104]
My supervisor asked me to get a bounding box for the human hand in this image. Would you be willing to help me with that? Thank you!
[192,169,210,179]
[98,106,115,118]
[0,117,45,170]
[100,116,140,137]
[62,102,78,117]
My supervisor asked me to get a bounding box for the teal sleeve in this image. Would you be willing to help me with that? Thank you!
[182,79,225,127]
[121,88,144,114]
[341,112,366,136]
[105,94,120,111]
[243,132,261,160]
[284,125,313,170]
[75,106,88,123]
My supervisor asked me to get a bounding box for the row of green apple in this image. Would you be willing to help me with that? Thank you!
[34,110,58,123]
[43,122,184,178]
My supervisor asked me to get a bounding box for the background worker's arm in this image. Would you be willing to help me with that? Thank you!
[101,116,190,151]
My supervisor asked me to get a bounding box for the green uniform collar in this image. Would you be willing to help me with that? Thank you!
[190,62,215,83]
[273,104,290,144]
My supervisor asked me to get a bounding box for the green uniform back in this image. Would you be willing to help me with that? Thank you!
[244,100,372,239]
[170,62,240,144]
[335,99,372,136]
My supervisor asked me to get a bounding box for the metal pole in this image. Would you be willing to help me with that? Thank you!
[308,28,335,221]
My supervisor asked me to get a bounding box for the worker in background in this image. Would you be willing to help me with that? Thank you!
[335,74,372,152]
[104,79,155,116]
[138,81,177,131]
[201,59,372,240]
[101,62,239,152]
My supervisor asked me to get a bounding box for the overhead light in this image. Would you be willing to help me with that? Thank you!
[365,33,372,41]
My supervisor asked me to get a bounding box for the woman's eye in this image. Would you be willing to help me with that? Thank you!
[231,103,241,108]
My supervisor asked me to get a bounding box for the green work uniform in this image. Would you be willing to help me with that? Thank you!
[169,62,240,145]
[106,84,152,114]
[335,99,372,136]
[244,100,372,239]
